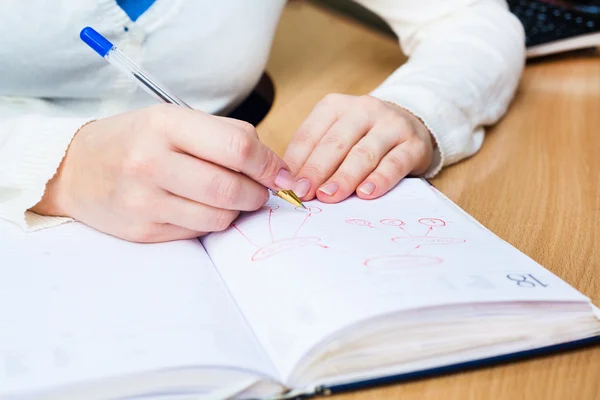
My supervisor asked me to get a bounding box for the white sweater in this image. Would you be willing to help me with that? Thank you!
[0,0,525,231]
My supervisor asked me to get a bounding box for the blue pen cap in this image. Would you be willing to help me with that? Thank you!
[80,27,114,57]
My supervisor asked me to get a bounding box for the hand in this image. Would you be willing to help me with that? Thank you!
[284,94,434,203]
[31,104,296,243]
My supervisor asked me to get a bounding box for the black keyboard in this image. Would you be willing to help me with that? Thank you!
[507,0,600,47]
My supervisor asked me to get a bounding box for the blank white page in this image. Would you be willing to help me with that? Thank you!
[0,221,275,396]
[201,178,592,381]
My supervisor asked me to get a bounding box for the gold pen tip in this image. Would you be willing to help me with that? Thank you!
[275,190,308,211]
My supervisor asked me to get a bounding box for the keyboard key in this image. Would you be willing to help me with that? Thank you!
[507,0,600,47]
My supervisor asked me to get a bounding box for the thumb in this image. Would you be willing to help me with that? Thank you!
[257,145,296,191]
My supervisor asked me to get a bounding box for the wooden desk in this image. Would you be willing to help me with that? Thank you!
[258,3,600,399]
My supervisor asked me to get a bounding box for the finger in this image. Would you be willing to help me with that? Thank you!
[355,143,417,200]
[283,95,346,175]
[165,107,295,190]
[315,124,402,203]
[157,193,240,233]
[156,151,269,211]
[294,110,374,200]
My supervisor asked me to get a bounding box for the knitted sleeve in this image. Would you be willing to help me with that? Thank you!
[355,0,526,177]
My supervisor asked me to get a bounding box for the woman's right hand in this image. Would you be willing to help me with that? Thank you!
[31,104,296,243]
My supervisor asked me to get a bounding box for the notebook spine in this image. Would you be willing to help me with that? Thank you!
[275,385,332,399]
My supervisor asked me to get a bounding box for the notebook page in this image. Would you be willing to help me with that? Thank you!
[201,178,593,381]
[0,221,276,396]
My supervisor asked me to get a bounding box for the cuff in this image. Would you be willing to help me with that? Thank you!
[0,116,96,231]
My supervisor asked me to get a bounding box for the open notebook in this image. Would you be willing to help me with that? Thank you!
[1,178,599,399]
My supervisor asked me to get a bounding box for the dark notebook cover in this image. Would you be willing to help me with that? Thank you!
[284,335,600,398]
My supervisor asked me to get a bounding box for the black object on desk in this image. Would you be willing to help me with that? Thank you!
[507,0,600,57]
[310,0,600,59]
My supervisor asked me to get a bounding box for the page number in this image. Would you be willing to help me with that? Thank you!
[507,274,549,288]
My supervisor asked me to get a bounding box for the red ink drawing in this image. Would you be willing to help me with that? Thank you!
[268,209,275,243]
[357,217,465,270]
[418,218,446,227]
[294,207,322,237]
[377,217,455,240]
[379,218,412,236]
[390,217,464,251]
[380,218,405,227]
[233,207,464,267]
[251,237,327,261]
[345,218,374,228]
[296,206,322,214]
[233,204,327,261]
[232,224,260,248]
[348,218,406,238]
[391,236,466,245]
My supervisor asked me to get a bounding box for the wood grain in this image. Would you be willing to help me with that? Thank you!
[258,3,600,399]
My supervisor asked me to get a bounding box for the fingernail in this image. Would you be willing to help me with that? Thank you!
[294,178,311,198]
[274,169,295,190]
[318,182,339,196]
[358,182,376,195]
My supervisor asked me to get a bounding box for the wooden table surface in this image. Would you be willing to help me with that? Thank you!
[258,3,600,399]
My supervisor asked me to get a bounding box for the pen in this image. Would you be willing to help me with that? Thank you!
[79,26,306,210]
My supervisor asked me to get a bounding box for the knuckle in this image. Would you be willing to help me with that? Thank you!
[337,172,355,188]
[228,132,254,163]
[394,110,422,134]
[247,189,270,211]
[322,133,347,152]
[358,95,382,111]
[321,93,344,106]
[370,171,393,189]
[398,116,415,135]
[211,210,237,232]
[350,144,377,165]
[238,121,258,136]
[351,105,372,124]
[383,115,414,142]
[387,153,410,173]
[215,175,242,205]
[145,104,176,132]
[381,105,406,124]
[122,150,156,179]
[301,163,326,181]
[293,128,313,144]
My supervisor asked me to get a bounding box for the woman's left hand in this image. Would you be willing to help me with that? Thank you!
[283,94,435,203]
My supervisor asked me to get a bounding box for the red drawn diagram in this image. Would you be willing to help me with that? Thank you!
[232,204,327,261]
[345,217,466,271]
